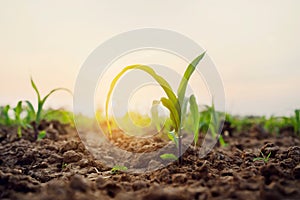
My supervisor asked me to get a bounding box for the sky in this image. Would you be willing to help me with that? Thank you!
[0,0,299,116]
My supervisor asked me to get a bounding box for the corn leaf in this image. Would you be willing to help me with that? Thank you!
[177,52,206,107]
[189,95,200,146]
[41,88,72,106]
[167,130,179,147]
[180,97,189,124]
[31,77,41,102]
[160,97,180,132]
[36,88,71,124]
[2,105,11,125]
[105,64,179,135]
[37,130,46,140]
[14,101,23,122]
[25,100,36,121]
[295,109,300,133]
[160,153,177,161]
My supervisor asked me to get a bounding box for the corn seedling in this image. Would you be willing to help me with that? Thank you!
[14,101,26,137]
[293,109,300,135]
[110,165,128,174]
[62,163,68,169]
[0,105,12,126]
[106,52,206,164]
[253,151,271,164]
[26,77,71,140]
[0,102,33,137]
[200,103,227,147]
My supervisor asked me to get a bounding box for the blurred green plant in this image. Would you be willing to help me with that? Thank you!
[0,101,33,137]
[110,165,128,174]
[293,109,300,135]
[253,151,271,164]
[160,153,177,161]
[0,78,72,140]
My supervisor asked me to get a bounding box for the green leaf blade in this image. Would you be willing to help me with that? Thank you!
[177,52,206,107]
[160,153,177,161]
[189,95,200,146]
[160,97,180,132]
[30,77,41,102]
[37,130,46,140]
[105,64,179,135]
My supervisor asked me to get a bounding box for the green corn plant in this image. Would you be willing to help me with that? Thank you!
[0,102,32,138]
[106,52,206,164]
[26,77,71,140]
[293,109,300,135]
[0,105,12,126]
[13,101,26,137]
[200,103,227,147]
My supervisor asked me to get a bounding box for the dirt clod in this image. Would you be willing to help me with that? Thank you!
[63,150,82,163]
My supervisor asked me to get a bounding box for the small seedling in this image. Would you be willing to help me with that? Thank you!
[26,77,71,140]
[106,52,206,164]
[0,102,33,137]
[293,109,300,135]
[253,151,271,164]
[110,165,128,174]
[37,130,46,140]
[62,163,68,169]
[160,153,178,161]
[198,103,228,147]
[0,105,12,125]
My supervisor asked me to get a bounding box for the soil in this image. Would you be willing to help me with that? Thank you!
[0,121,300,200]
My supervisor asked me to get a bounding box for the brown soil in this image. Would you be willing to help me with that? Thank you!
[0,121,300,200]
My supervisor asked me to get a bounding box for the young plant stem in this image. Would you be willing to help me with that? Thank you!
[178,135,182,165]
[33,122,39,141]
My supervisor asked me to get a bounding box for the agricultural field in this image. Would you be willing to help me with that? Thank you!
[0,58,300,200]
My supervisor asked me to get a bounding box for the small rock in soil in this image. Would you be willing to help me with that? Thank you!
[260,164,283,184]
[132,180,148,191]
[288,146,300,161]
[61,141,78,153]
[100,181,122,198]
[70,175,88,192]
[143,187,186,200]
[95,176,106,188]
[158,168,171,183]
[172,173,187,184]
[293,164,300,179]
[63,150,82,163]
[260,143,280,158]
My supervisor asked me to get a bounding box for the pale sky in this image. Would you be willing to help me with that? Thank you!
[0,0,299,116]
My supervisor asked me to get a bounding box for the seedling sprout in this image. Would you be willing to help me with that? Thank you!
[253,151,271,164]
[106,52,206,164]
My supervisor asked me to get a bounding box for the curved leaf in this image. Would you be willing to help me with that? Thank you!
[105,64,179,135]
[30,77,41,102]
[36,88,72,123]
[160,97,180,132]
